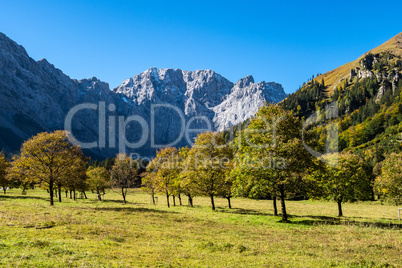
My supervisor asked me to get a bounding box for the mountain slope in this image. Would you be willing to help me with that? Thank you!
[312,32,402,93]
[280,32,402,173]
[0,32,118,157]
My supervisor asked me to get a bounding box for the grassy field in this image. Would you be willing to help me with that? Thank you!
[0,189,401,267]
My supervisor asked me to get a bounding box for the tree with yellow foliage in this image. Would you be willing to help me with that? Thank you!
[110,154,139,204]
[10,131,87,205]
[186,132,233,210]
[87,166,109,201]
[146,147,180,208]
[305,152,371,216]
[0,152,11,194]
[375,152,402,205]
[179,147,198,207]
[142,171,159,205]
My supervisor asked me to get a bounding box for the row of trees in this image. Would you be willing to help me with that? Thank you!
[143,132,233,210]
[142,104,398,221]
[1,105,401,220]
[0,131,141,205]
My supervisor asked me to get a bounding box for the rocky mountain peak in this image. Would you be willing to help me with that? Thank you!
[235,75,254,88]
[0,32,29,58]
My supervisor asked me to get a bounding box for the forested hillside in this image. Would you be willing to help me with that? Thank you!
[280,35,402,181]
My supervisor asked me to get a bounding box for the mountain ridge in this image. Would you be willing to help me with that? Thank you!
[309,32,402,94]
[0,32,287,158]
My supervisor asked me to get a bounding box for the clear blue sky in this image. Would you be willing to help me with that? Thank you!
[1,0,401,93]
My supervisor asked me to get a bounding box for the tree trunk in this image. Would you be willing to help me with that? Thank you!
[65,191,68,198]
[49,181,54,206]
[337,199,343,217]
[178,194,182,206]
[210,194,215,210]
[122,188,126,204]
[273,195,278,216]
[173,195,176,206]
[97,189,102,201]
[3,188,6,194]
[58,186,62,202]
[370,188,375,201]
[227,197,231,209]
[70,190,73,199]
[83,191,87,199]
[73,190,76,201]
[166,190,170,207]
[54,189,57,198]
[188,195,193,207]
[279,185,287,221]
[151,190,155,205]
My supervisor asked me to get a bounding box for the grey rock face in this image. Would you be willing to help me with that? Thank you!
[358,69,374,79]
[375,84,387,103]
[392,72,400,94]
[0,32,287,158]
[350,69,357,82]
[114,70,286,132]
[212,77,286,130]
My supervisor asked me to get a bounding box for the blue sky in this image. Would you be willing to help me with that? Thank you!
[1,0,401,93]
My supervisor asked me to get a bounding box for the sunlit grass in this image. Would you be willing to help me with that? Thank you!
[0,188,401,267]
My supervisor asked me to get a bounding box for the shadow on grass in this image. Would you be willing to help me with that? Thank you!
[0,195,49,201]
[84,198,145,205]
[289,215,340,221]
[217,208,274,216]
[288,216,402,230]
[93,207,176,214]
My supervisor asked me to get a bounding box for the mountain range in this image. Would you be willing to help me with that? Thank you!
[0,32,287,158]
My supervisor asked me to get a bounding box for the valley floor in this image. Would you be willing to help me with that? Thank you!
[0,189,401,267]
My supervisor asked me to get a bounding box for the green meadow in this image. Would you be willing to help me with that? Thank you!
[0,189,401,268]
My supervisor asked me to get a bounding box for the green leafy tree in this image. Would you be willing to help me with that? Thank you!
[218,160,234,208]
[305,152,371,216]
[232,104,314,221]
[232,148,285,216]
[186,132,233,210]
